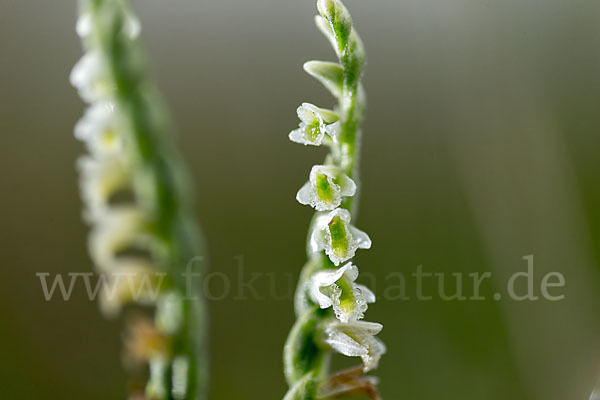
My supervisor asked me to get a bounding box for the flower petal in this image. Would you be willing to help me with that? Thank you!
[308,263,353,309]
[75,102,123,156]
[70,51,113,103]
[324,319,386,372]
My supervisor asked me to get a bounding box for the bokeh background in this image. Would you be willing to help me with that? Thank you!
[2,0,600,399]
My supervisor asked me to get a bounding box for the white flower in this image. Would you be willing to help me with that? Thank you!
[75,102,124,156]
[289,103,340,146]
[70,51,113,103]
[88,207,155,272]
[99,259,165,317]
[310,208,371,265]
[297,165,356,211]
[324,319,386,372]
[309,262,375,323]
[77,155,130,221]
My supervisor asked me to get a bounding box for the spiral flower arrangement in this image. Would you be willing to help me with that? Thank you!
[71,0,207,399]
[283,1,385,399]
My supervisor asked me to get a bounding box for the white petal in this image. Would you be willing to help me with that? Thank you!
[309,263,353,309]
[75,102,123,156]
[301,103,339,124]
[76,13,93,37]
[70,51,112,102]
[296,181,314,206]
[313,266,349,289]
[339,173,357,197]
[323,121,341,140]
[324,319,386,372]
[325,329,367,358]
[288,127,323,146]
[362,336,386,372]
[346,320,383,335]
[297,104,319,125]
[357,284,376,303]
[349,225,372,250]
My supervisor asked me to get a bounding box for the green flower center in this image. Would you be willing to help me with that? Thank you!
[315,173,334,203]
[336,275,355,315]
[329,216,348,258]
[305,120,321,142]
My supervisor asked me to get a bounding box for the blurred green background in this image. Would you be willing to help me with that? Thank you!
[2,0,600,399]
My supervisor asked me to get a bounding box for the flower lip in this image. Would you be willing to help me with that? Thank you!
[323,319,386,372]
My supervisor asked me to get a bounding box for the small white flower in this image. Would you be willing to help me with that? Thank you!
[310,208,371,265]
[309,262,375,323]
[70,51,113,103]
[75,102,123,156]
[99,259,165,317]
[77,155,130,220]
[289,103,340,146]
[88,207,154,272]
[297,165,356,211]
[324,319,386,372]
